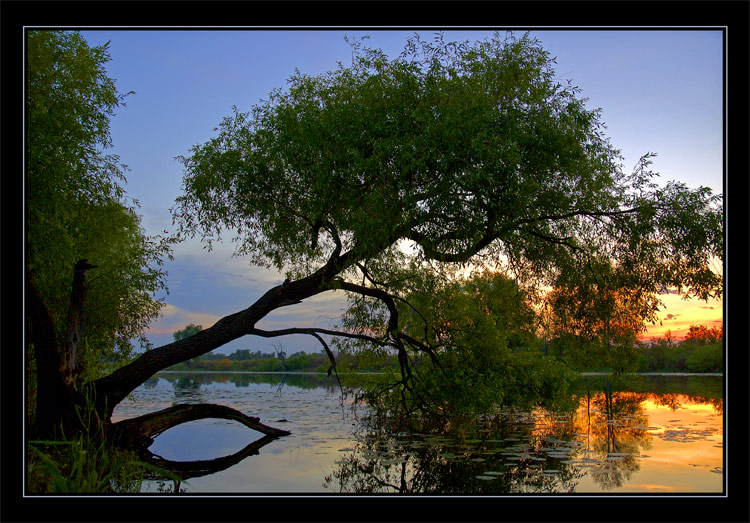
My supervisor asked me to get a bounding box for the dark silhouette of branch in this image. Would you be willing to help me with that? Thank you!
[144,434,280,481]
[111,403,291,448]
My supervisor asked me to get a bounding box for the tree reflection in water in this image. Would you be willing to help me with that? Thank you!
[323,411,587,494]
[324,385,722,494]
[579,389,651,490]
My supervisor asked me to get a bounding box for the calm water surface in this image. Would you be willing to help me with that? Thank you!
[111,372,723,494]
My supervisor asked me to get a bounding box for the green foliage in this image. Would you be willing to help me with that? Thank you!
[361,349,574,432]
[639,342,721,374]
[685,343,723,373]
[173,323,203,342]
[27,437,149,493]
[175,32,625,277]
[352,270,573,422]
[402,271,538,358]
[499,352,575,411]
[632,327,723,374]
[27,391,181,493]
[548,334,603,371]
[26,30,174,381]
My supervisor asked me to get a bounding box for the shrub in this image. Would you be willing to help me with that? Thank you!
[685,343,723,373]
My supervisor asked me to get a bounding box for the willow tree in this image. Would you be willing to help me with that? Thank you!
[30,32,722,445]
[25,30,175,437]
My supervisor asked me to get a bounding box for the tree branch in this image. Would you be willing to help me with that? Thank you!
[248,327,349,391]
[406,205,648,263]
[407,228,497,264]
[249,326,388,348]
[93,270,335,416]
[512,206,646,228]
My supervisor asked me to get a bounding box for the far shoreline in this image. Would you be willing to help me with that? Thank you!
[153,370,723,377]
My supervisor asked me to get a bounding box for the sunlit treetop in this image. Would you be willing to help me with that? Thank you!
[174,31,722,302]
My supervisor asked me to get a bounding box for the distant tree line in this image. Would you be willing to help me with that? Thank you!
[165,318,721,375]
[634,325,723,373]
[164,344,399,373]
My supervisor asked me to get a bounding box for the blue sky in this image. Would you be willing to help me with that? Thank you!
[76,29,724,354]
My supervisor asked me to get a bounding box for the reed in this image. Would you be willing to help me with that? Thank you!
[26,388,182,493]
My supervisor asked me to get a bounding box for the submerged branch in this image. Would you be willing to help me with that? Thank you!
[110,403,291,448]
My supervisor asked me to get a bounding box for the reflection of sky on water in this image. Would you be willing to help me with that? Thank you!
[112,374,361,492]
[111,375,723,493]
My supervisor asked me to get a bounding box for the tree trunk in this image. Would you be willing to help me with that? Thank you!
[28,260,295,469]
[26,276,73,438]
[27,261,97,438]
[61,259,97,387]
[28,251,359,447]
[91,265,337,420]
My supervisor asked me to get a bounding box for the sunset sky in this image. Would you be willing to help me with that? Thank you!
[72,28,724,353]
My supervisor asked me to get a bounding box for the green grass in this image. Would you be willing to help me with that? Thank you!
[26,390,182,494]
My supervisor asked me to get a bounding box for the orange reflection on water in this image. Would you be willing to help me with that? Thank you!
[570,393,723,493]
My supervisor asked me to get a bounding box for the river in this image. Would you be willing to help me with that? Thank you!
[110,372,724,494]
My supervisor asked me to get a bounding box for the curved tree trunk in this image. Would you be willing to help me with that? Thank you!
[90,243,365,421]
[91,269,334,420]
[108,404,292,486]
[27,260,304,442]
[28,248,367,449]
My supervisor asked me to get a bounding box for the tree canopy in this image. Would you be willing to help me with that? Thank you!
[24,30,722,429]
[174,32,721,295]
[24,30,724,463]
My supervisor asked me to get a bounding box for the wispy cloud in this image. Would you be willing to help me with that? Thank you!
[146,303,222,334]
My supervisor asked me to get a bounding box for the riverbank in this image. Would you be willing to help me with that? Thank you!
[155,370,724,377]
[580,372,723,377]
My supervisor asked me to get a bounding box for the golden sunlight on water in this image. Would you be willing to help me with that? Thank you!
[569,393,723,493]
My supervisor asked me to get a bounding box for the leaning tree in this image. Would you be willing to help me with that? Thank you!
[27,32,723,452]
